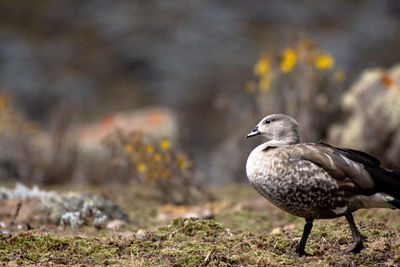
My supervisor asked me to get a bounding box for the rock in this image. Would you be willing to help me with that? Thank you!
[70,106,178,148]
[0,197,47,230]
[0,183,129,230]
[270,227,281,234]
[119,231,135,239]
[328,63,400,169]
[106,219,126,230]
[135,229,147,241]
[41,191,129,227]
[60,212,85,229]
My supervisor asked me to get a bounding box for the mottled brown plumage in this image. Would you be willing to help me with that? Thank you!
[246,114,400,256]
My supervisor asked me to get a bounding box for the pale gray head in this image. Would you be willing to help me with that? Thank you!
[246,114,300,144]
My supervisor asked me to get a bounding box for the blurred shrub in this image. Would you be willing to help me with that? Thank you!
[103,131,210,204]
[0,91,38,138]
[245,38,346,141]
[0,93,77,184]
[329,63,400,170]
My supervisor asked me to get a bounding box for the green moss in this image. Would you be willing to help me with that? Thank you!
[166,217,225,236]
[0,191,399,267]
[0,232,124,265]
[16,258,30,265]
[176,255,204,265]
[216,209,272,232]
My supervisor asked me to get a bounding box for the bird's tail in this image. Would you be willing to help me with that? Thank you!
[388,198,400,209]
[366,166,400,209]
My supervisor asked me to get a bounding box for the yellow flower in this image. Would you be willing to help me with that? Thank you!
[160,139,170,150]
[259,74,271,92]
[179,160,189,171]
[253,54,270,75]
[315,53,334,70]
[177,155,189,171]
[125,144,133,153]
[146,144,155,153]
[334,70,346,82]
[137,162,147,173]
[154,153,162,161]
[280,48,297,73]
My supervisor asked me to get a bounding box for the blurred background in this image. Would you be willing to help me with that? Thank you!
[0,0,400,204]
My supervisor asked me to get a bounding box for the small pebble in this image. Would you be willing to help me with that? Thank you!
[135,229,147,240]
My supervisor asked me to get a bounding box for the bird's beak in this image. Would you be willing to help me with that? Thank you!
[246,126,260,138]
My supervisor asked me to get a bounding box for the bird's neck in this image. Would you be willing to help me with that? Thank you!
[266,134,300,146]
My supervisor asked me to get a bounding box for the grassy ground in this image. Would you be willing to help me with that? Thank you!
[1,184,400,266]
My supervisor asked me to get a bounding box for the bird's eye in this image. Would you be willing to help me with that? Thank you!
[265,120,271,124]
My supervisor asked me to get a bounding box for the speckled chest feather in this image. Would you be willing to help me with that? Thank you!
[246,144,343,219]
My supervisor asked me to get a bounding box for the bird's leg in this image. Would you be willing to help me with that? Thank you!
[341,211,363,253]
[292,218,313,256]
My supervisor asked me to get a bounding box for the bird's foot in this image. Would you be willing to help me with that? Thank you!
[339,239,363,254]
[340,211,365,254]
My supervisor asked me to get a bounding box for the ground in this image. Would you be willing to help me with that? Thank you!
[0,184,400,266]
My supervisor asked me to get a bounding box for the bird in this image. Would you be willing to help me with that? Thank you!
[245,113,400,256]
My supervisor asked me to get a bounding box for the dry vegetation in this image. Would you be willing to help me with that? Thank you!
[104,131,210,204]
[0,94,77,185]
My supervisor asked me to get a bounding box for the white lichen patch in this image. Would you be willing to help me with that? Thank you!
[0,183,128,229]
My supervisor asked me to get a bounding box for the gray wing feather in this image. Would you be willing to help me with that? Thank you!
[289,144,374,189]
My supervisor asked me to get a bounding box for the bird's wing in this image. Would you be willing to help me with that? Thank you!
[288,143,375,189]
[289,143,400,199]
[317,141,381,167]
[316,143,400,198]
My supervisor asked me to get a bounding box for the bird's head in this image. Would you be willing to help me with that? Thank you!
[246,114,300,145]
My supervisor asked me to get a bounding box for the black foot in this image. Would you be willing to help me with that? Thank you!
[292,218,314,257]
[341,211,364,254]
[340,239,363,254]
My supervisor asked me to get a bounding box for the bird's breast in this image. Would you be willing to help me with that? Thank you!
[246,145,342,219]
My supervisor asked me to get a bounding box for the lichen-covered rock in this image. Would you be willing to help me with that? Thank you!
[0,183,129,230]
[328,63,400,169]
